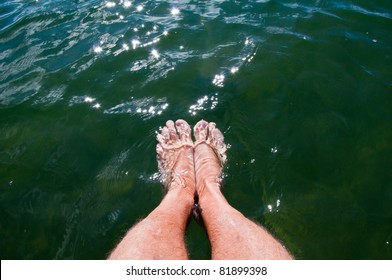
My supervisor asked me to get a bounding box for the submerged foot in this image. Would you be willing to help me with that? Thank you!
[156,120,196,194]
[193,120,227,198]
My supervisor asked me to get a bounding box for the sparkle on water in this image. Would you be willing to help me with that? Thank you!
[0,0,391,260]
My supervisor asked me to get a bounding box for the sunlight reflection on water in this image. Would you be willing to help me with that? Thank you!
[104,97,169,119]
[88,1,261,119]
[1,0,391,260]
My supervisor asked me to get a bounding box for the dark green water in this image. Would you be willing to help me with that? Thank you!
[1,0,391,259]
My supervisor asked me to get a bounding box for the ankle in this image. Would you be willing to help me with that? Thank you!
[165,187,195,206]
[197,181,225,205]
[167,174,195,194]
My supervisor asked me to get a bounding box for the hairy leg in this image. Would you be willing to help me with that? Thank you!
[108,120,195,259]
[193,120,292,260]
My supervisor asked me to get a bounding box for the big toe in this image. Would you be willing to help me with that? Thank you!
[194,119,209,142]
[175,119,192,145]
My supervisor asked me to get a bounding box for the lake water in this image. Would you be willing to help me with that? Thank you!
[0,0,391,259]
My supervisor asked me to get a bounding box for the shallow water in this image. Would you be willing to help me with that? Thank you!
[1,0,391,259]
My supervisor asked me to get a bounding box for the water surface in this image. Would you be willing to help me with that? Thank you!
[1,0,391,259]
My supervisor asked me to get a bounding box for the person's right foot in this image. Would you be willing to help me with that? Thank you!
[193,120,227,198]
[156,120,196,195]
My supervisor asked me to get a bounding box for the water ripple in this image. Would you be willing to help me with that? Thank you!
[104,97,169,119]
[1,0,391,110]
[1,0,391,260]
[333,2,392,19]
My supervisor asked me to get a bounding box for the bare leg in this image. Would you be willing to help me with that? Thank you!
[194,120,293,260]
[108,120,195,260]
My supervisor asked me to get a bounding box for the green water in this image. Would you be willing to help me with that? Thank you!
[0,0,391,259]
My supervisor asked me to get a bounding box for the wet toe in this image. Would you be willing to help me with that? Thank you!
[166,120,179,142]
[194,119,209,142]
[194,120,227,166]
[212,126,224,146]
[207,122,217,141]
[211,125,227,164]
[175,119,192,144]
[157,126,170,146]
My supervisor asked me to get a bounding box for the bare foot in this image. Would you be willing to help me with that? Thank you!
[156,120,196,195]
[193,120,227,198]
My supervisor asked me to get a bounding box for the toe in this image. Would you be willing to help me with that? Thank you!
[207,122,217,141]
[157,126,170,144]
[194,120,209,142]
[156,143,164,159]
[175,119,192,144]
[211,124,224,144]
[212,128,227,164]
[166,120,178,141]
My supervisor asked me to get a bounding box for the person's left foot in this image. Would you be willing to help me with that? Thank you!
[156,120,196,194]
